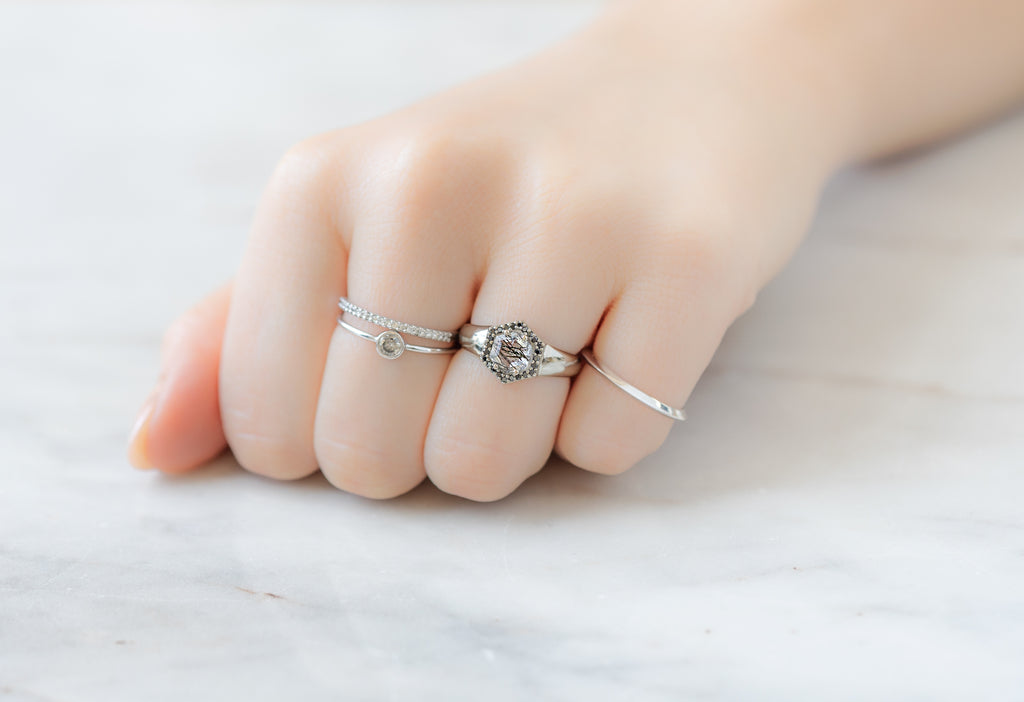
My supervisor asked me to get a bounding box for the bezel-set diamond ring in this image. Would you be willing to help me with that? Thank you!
[336,317,457,359]
[459,321,581,383]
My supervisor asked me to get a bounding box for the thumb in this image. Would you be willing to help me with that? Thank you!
[129,282,232,474]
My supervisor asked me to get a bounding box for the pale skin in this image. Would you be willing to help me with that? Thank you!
[127,0,1024,501]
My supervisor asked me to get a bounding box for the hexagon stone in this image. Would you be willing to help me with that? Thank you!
[488,327,535,374]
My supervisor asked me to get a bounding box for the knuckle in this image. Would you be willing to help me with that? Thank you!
[314,433,420,500]
[425,433,527,502]
[269,132,343,197]
[557,431,631,476]
[223,415,316,481]
[644,225,755,319]
[659,228,734,285]
[557,415,668,476]
[516,159,617,237]
[373,124,521,231]
[515,181,600,256]
[161,308,206,357]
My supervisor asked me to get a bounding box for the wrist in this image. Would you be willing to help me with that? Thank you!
[586,0,863,176]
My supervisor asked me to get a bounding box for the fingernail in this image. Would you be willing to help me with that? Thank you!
[128,394,157,470]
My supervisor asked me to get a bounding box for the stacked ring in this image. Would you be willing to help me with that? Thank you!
[336,297,458,359]
[336,297,687,420]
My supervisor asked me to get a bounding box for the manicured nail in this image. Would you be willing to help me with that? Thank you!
[128,395,157,470]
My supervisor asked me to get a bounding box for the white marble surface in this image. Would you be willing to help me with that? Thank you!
[2,3,1023,700]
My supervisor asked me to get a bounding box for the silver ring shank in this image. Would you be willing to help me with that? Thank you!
[459,324,580,378]
[338,297,456,343]
[581,349,686,421]
[337,317,457,355]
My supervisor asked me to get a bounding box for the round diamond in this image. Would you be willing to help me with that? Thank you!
[488,328,535,375]
[376,330,406,359]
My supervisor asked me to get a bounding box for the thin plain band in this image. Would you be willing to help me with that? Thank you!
[337,317,457,355]
[581,349,687,421]
[338,297,456,343]
[459,323,581,378]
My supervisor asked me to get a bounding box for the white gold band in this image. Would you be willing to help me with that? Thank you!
[337,317,457,359]
[338,297,456,343]
[581,349,686,421]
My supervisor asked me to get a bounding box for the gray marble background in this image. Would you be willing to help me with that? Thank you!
[2,2,1022,700]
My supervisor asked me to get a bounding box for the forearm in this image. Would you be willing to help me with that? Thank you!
[597,0,1024,167]
[815,0,1024,160]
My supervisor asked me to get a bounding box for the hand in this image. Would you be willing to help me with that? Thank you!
[129,2,847,500]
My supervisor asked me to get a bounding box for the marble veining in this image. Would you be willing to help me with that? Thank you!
[1,3,1022,701]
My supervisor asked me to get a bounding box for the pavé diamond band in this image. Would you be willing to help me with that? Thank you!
[338,296,456,343]
[337,317,458,360]
[459,322,580,384]
[581,349,686,421]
